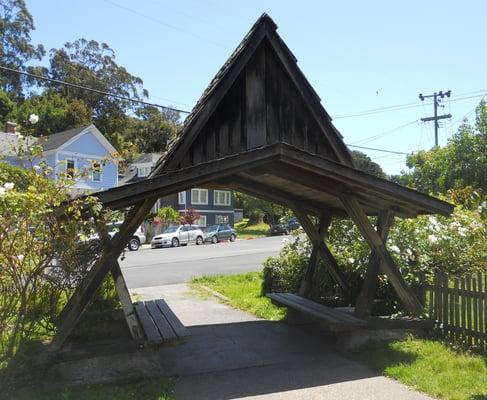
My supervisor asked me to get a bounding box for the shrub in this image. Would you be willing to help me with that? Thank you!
[262,205,487,315]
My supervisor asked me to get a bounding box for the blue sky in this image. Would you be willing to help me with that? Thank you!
[27,0,486,174]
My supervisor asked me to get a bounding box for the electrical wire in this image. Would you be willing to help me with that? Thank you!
[0,65,191,114]
[349,119,419,145]
[346,144,410,155]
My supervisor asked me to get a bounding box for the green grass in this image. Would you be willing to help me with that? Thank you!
[3,376,174,400]
[234,218,270,239]
[352,336,487,400]
[192,272,286,320]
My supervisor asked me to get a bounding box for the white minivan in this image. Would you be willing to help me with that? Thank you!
[151,224,205,248]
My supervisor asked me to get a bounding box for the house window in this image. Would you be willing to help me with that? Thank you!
[138,166,151,177]
[191,188,208,205]
[214,190,231,206]
[178,191,186,205]
[66,159,75,179]
[92,161,102,182]
[195,215,207,227]
[215,214,229,224]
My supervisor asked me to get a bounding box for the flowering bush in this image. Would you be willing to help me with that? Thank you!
[0,142,108,363]
[262,206,487,314]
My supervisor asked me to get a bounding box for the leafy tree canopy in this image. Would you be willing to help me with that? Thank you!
[401,100,487,194]
[0,0,45,97]
[351,150,387,179]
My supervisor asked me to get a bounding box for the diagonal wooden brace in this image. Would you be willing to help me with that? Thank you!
[97,221,144,341]
[291,205,350,298]
[48,197,157,351]
[298,211,332,297]
[354,210,394,318]
[340,196,423,316]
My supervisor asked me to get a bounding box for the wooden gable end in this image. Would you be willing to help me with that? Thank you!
[177,40,342,170]
[163,14,354,172]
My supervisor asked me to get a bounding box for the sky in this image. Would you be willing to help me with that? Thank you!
[26,0,487,175]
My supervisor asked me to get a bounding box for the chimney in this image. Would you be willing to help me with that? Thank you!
[5,121,17,134]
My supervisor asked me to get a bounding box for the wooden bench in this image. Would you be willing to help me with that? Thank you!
[267,292,366,332]
[134,299,190,345]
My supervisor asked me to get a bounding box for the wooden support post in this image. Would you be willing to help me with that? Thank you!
[111,262,144,340]
[291,205,350,298]
[48,197,157,351]
[354,210,394,318]
[298,211,332,297]
[96,221,144,341]
[340,196,423,316]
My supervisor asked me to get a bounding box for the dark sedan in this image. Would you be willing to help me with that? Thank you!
[204,224,237,244]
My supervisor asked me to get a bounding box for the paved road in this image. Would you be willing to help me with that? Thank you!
[120,236,290,288]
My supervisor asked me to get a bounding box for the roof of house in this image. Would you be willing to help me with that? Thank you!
[36,126,90,151]
[133,153,164,164]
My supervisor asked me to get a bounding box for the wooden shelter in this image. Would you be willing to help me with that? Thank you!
[49,14,454,350]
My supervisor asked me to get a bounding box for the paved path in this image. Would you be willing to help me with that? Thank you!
[120,236,289,288]
[131,284,433,400]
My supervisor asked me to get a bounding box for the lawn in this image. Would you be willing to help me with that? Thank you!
[192,272,286,320]
[234,218,270,239]
[351,337,487,400]
[192,272,487,400]
[3,377,174,400]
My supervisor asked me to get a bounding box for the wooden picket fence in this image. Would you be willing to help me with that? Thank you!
[424,270,487,351]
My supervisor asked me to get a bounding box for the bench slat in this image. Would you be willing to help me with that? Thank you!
[283,293,364,324]
[156,299,191,338]
[145,300,178,341]
[267,293,365,327]
[134,302,163,343]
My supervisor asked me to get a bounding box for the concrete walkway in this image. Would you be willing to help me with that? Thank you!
[131,284,433,400]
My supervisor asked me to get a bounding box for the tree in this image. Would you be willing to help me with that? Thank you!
[0,0,45,97]
[13,92,91,136]
[46,39,148,140]
[351,150,387,179]
[154,206,179,231]
[0,90,16,125]
[234,192,287,225]
[124,106,179,153]
[401,100,487,194]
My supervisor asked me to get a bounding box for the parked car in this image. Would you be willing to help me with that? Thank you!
[204,224,237,244]
[87,221,146,251]
[268,218,301,236]
[151,224,204,248]
[107,221,146,251]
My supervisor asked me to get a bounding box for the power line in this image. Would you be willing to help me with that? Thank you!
[0,65,191,114]
[346,144,410,155]
[350,119,419,145]
[334,90,487,119]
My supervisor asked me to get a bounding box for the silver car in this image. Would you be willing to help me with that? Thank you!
[151,224,205,248]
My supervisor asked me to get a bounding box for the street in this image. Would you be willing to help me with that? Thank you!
[120,236,290,288]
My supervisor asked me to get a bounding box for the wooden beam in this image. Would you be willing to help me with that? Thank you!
[48,198,157,351]
[339,196,423,316]
[354,210,394,318]
[298,211,332,297]
[94,144,282,210]
[280,143,453,216]
[96,221,144,340]
[291,205,350,298]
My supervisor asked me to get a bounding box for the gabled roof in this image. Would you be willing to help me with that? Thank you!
[39,126,88,151]
[133,153,164,165]
[155,13,353,174]
[37,124,117,156]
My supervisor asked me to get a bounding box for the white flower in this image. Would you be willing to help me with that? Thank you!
[282,238,289,244]
[347,257,355,264]
[457,227,467,237]
[390,245,400,254]
[0,187,5,196]
[33,165,41,171]
[405,248,413,256]
[4,182,14,191]
[17,255,24,261]
[29,113,39,124]
[428,234,438,244]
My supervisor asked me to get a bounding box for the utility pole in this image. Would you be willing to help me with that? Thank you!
[419,90,452,146]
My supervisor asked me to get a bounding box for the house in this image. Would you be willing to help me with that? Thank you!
[120,153,235,227]
[0,122,118,195]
